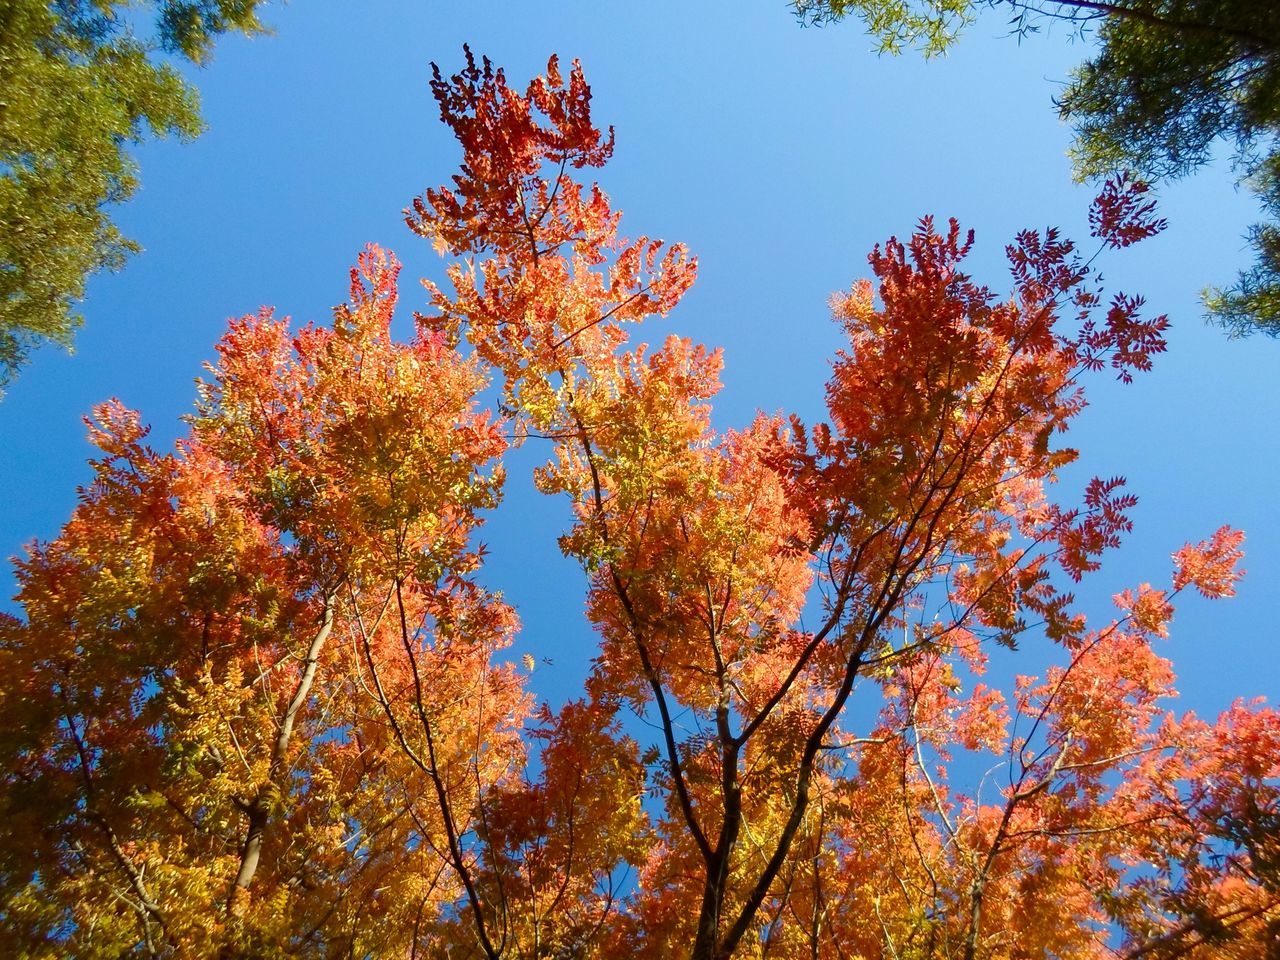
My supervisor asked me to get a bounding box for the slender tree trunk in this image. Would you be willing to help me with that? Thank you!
[227,597,334,916]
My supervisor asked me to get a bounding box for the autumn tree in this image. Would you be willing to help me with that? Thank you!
[0,0,272,390]
[1,51,1277,960]
[0,247,531,956]
[791,0,1280,338]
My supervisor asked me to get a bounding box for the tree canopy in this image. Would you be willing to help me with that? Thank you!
[0,0,268,390]
[792,0,1280,337]
[0,53,1276,959]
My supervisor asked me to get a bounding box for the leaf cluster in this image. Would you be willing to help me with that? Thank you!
[0,0,269,389]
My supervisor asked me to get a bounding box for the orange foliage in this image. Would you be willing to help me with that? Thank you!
[0,51,1275,960]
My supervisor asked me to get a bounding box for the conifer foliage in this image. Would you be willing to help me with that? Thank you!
[0,52,1275,959]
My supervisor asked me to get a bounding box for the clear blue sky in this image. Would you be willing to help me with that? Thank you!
[2,0,1276,720]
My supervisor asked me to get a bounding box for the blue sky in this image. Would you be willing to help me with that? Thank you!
[2,0,1276,720]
